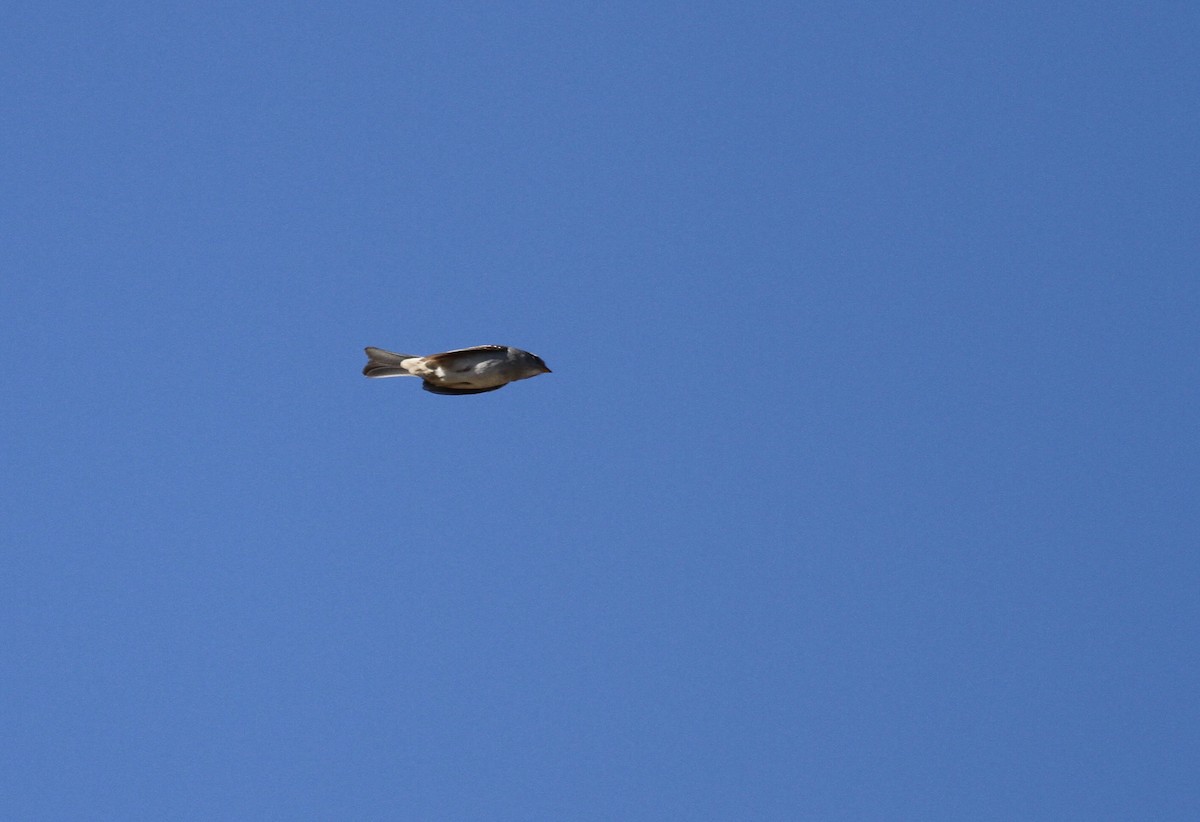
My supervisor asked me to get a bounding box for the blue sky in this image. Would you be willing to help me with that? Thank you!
[2,2,1197,819]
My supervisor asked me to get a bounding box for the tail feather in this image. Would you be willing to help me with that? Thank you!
[363,347,419,378]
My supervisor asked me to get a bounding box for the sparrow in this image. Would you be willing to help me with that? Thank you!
[362,345,552,395]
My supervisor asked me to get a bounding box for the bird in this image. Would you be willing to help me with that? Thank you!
[362,345,551,395]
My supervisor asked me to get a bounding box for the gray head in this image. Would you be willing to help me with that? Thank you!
[511,348,552,379]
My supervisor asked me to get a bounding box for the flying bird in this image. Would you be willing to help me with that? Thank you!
[362,345,551,395]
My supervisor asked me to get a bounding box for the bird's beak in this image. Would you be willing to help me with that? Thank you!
[541,366,552,374]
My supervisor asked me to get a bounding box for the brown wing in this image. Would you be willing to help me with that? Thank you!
[423,345,508,366]
[422,381,506,395]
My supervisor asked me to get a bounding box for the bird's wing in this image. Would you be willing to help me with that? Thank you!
[422,381,506,395]
[423,345,508,365]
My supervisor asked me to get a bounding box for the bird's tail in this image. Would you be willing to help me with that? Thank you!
[363,347,420,378]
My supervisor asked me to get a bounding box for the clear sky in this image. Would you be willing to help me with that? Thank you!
[3,2,1197,819]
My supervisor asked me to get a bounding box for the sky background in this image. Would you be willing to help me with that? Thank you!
[2,2,1198,819]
